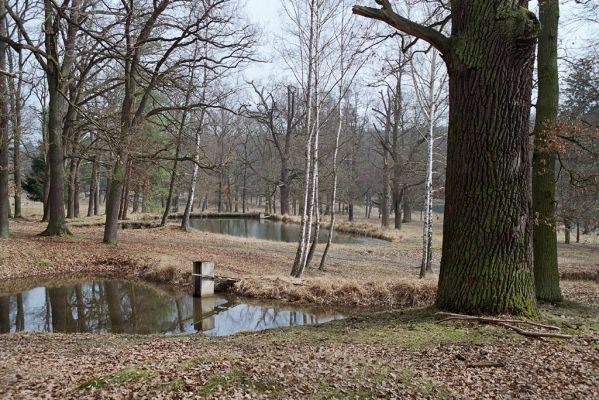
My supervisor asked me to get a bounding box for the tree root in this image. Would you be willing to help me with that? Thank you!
[436,312,573,339]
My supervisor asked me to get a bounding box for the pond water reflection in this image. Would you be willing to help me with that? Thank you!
[188,218,383,244]
[0,280,343,336]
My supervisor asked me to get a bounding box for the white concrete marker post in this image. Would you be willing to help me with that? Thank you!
[193,261,215,298]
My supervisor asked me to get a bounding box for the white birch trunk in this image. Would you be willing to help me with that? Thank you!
[419,50,438,278]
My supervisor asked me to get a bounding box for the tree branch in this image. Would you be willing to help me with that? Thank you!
[352,1,449,54]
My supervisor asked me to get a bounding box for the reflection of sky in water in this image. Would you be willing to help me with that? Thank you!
[188,218,385,245]
[0,281,344,336]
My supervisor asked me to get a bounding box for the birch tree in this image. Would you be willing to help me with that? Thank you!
[411,48,447,278]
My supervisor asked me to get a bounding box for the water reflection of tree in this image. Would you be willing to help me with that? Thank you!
[104,282,125,333]
[2,281,340,335]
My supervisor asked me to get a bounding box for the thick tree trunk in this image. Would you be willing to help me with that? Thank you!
[104,148,127,243]
[41,74,69,236]
[531,0,561,302]
[436,3,539,315]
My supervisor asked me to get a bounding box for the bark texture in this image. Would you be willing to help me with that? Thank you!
[531,0,561,302]
[354,0,540,315]
[437,2,539,315]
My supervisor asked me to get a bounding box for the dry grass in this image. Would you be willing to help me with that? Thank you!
[232,276,438,308]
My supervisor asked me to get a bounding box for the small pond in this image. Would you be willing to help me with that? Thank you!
[0,280,344,336]
[188,218,384,244]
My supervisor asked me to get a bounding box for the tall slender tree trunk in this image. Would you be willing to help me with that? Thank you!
[74,159,81,217]
[67,155,79,219]
[119,159,132,220]
[319,107,342,268]
[291,0,317,278]
[88,156,98,217]
[532,0,561,302]
[0,9,8,238]
[10,76,23,219]
[162,136,182,226]
[419,50,438,278]
[182,126,203,231]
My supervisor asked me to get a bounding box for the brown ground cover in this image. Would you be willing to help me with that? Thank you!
[0,213,598,399]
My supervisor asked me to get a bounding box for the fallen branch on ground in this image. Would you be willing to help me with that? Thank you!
[436,312,573,339]
[466,361,506,368]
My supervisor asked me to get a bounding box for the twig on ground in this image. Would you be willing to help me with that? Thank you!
[466,361,506,368]
[436,312,573,339]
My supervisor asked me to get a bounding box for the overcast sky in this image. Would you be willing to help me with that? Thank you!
[242,0,596,83]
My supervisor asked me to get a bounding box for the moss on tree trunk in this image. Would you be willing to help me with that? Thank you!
[435,2,540,316]
[532,0,562,302]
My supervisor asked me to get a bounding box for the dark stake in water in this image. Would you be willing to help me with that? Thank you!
[189,218,384,244]
[0,280,343,336]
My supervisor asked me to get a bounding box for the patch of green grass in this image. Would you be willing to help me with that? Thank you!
[79,366,152,390]
[197,369,284,396]
[258,307,495,349]
[156,378,185,392]
[79,377,107,390]
[539,300,599,334]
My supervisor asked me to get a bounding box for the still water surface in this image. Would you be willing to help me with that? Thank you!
[189,218,383,244]
[0,280,343,336]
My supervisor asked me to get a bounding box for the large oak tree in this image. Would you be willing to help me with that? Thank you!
[353,0,540,315]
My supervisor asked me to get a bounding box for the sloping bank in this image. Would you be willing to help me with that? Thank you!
[0,251,436,309]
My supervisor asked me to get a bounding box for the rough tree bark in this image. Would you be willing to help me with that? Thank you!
[531,0,561,302]
[354,0,540,315]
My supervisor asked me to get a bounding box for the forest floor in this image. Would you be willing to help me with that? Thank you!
[0,208,598,398]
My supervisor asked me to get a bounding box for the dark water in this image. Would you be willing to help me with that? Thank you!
[189,218,383,244]
[0,280,343,336]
